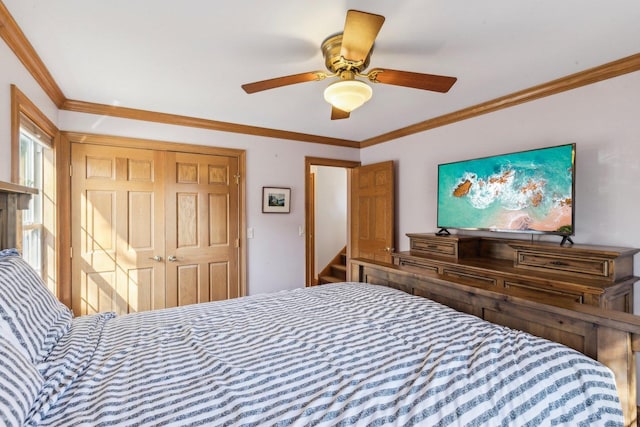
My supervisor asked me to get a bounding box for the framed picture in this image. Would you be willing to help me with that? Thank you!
[262,187,291,213]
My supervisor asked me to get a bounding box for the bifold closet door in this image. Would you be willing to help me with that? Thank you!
[71,144,166,315]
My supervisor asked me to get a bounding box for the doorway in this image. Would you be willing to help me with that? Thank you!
[305,157,360,286]
[305,158,396,287]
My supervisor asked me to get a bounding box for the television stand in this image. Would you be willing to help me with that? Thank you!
[560,236,574,246]
[435,228,451,236]
[393,233,639,313]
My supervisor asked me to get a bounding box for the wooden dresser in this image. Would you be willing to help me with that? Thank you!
[392,233,639,313]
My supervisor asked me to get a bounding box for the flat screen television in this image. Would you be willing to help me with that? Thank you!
[437,143,575,243]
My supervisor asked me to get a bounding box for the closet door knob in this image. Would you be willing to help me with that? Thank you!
[168,255,178,262]
[148,255,163,262]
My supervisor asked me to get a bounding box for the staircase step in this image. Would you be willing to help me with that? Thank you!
[331,263,346,272]
[319,275,344,284]
[330,264,346,280]
[317,246,348,285]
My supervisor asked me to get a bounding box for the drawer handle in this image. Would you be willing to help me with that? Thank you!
[549,261,568,266]
[427,245,438,249]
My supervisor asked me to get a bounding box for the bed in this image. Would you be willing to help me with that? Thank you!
[0,252,631,426]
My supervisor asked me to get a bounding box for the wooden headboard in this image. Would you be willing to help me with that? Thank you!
[351,257,640,426]
[0,180,37,250]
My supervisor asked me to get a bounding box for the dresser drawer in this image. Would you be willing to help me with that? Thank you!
[397,257,440,273]
[504,279,584,305]
[411,239,457,257]
[515,251,611,279]
[442,268,498,287]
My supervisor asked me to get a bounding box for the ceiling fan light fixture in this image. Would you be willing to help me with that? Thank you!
[323,79,372,113]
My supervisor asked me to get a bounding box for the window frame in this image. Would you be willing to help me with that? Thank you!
[11,85,59,294]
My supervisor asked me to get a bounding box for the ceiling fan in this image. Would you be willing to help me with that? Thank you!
[241,10,457,120]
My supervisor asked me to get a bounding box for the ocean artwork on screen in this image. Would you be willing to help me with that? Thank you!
[437,144,575,235]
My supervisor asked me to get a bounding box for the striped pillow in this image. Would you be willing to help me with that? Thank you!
[0,255,72,364]
[0,334,44,426]
[0,248,20,258]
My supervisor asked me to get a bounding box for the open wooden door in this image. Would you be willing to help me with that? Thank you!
[350,160,395,264]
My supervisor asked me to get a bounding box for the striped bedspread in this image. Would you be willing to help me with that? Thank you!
[27,283,622,426]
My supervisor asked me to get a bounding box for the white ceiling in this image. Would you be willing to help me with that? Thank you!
[4,0,640,142]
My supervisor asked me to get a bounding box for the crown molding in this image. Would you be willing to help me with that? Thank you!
[360,53,640,148]
[61,99,360,148]
[0,1,65,107]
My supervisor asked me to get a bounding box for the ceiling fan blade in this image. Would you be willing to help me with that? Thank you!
[367,68,457,93]
[331,106,350,120]
[242,71,327,94]
[340,10,385,63]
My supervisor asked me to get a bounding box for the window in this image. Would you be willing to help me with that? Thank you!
[18,114,53,281]
[11,85,59,296]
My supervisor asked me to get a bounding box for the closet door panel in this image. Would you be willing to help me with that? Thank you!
[71,144,165,315]
[165,152,240,307]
